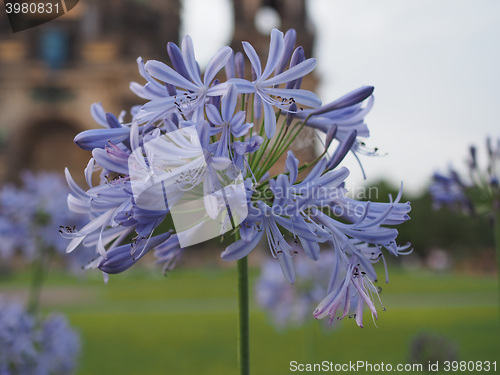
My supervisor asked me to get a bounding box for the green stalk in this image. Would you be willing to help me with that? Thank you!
[250,131,270,172]
[257,118,288,178]
[256,148,329,192]
[257,122,305,178]
[248,94,255,139]
[249,117,267,170]
[27,246,50,316]
[241,94,246,112]
[237,256,250,375]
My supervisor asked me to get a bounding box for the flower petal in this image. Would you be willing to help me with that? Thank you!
[274,28,297,76]
[261,28,284,80]
[65,168,87,199]
[242,41,262,78]
[299,238,320,260]
[90,103,109,128]
[145,60,199,92]
[205,104,224,126]
[311,86,374,115]
[221,84,239,122]
[92,148,129,175]
[264,88,322,108]
[204,46,233,86]
[74,128,131,151]
[98,232,171,274]
[326,130,357,170]
[221,229,263,260]
[181,35,204,87]
[263,101,277,138]
[167,42,191,80]
[263,58,317,87]
[277,249,295,284]
[285,150,299,184]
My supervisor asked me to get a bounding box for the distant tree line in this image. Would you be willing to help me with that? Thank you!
[365,180,494,260]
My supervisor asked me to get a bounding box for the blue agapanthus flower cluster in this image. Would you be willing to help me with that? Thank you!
[0,172,89,268]
[63,29,411,326]
[0,299,80,375]
[430,137,499,215]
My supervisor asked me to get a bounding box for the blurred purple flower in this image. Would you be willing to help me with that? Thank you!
[0,171,91,269]
[255,252,333,328]
[0,299,80,375]
[430,137,500,214]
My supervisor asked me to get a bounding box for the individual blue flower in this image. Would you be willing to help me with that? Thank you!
[98,232,172,274]
[74,103,131,151]
[310,184,412,258]
[228,28,321,138]
[231,135,264,176]
[297,86,376,175]
[313,255,380,327]
[205,84,253,158]
[137,36,232,123]
[62,166,137,261]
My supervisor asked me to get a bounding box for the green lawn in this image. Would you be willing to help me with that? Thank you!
[1,266,498,375]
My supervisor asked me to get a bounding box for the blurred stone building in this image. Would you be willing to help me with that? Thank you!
[231,0,314,57]
[0,0,314,183]
[0,0,180,182]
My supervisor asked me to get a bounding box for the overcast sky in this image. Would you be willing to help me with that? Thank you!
[181,0,500,195]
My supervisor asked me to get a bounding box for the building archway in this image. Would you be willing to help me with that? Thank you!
[7,118,90,183]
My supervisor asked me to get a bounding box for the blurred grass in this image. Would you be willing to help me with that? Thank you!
[0,266,498,375]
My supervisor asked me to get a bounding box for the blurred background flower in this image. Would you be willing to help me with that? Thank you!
[255,253,333,328]
[0,299,80,375]
[0,171,94,276]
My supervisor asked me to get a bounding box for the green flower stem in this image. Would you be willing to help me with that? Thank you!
[237,256,250,375]
[257,122,305,178]
[248,95,255,139]
[257,119,289,179]
[249,118,268,171]
[249,110,282,172]
[241,94,246,112]
[27,247,50,316]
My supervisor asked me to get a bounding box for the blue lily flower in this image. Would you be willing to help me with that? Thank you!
[205,84,253,158]
[137,35,232,123]
[74,103,131,151]
[297,86,376,174]
[227,28,321,138]
[313,255,380,328]
[98,232,172,274]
